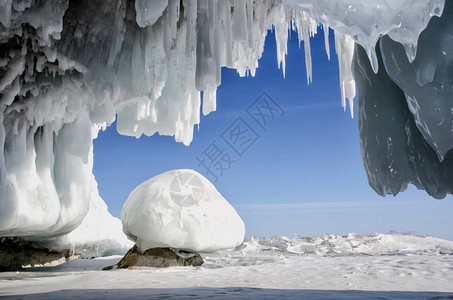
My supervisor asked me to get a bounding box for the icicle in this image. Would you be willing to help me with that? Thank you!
[246,0,254,48]
[323,23,330,60]
[334,31,356,118]
[292,10,314,84]
[223,1,233,67]
[232,0,247,42]
[274,25,287,78]
[302,12,312,84]
[184,0,197,57]
[202,84,217,116]
[0,109,6,192]
[207,0,216,56]
[162,0,180,59]
[367,47,379,74]
[213,1,222,86]
[403,43,417,63]
[274,5,289,78]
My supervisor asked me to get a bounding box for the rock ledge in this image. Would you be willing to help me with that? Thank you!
[0,238,79,272]
[104,246,204,270]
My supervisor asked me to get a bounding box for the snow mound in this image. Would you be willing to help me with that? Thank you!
[234,233,453,257]
[121,169,245,253]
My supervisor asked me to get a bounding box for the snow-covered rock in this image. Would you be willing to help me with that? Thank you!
[122,169,245,253]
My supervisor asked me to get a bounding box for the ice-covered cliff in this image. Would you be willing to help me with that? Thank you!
[0,0,448,248]
[354,1,453,198]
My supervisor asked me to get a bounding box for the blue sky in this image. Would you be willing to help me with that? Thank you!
[93,28,453,241]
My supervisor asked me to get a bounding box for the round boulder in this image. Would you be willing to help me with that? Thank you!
[121,169,245,253]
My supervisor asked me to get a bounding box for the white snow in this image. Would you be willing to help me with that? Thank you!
[0,233,452,299]
[236,233,453,256]
[54,192,133,258]
[122,169,245,253]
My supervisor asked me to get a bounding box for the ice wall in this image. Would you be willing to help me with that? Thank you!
[0,0,447,247]
[353,1,453,199]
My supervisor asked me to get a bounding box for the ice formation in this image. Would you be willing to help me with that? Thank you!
[233,233,453,256]
[122,169,245,253]
[354,1,453,198]
[0,0,449,249]
[283,0,444,71]
[58,192,134,258]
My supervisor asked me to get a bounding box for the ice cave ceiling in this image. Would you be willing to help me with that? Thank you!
[0,0,451,244]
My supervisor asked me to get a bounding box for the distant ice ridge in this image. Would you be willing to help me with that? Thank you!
[0,0,447,249]
[231,233,453,257]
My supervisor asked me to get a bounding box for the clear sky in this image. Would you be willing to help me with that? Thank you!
[93,28,453,241]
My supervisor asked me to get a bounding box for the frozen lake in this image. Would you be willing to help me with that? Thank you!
[1,234,453,299]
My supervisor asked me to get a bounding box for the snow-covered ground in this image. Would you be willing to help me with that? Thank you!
[1,233,452,299]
